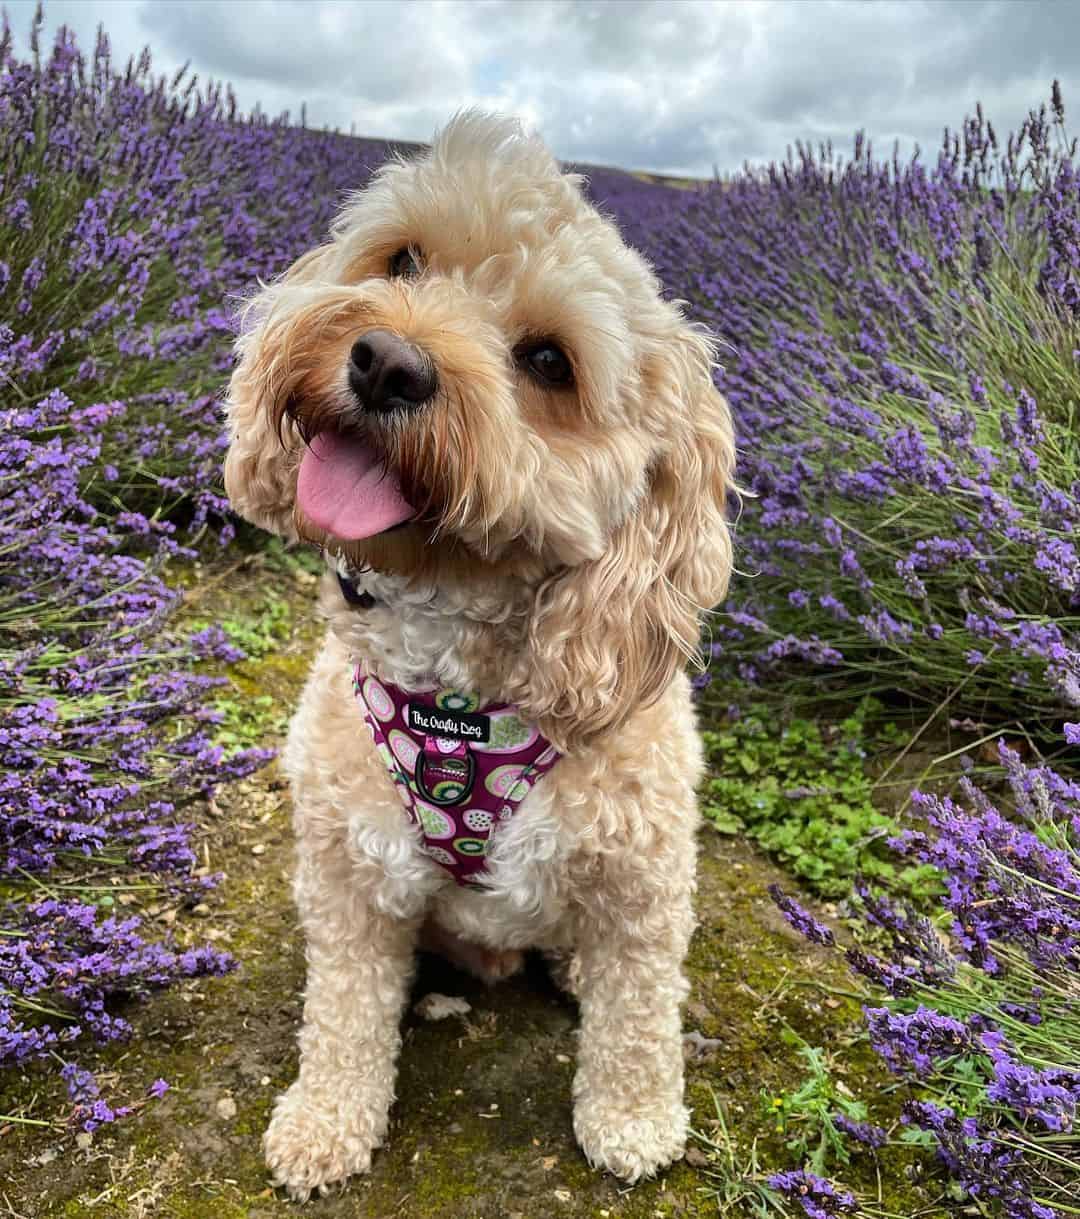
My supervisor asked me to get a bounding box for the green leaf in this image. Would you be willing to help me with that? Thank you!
[705,809,745,835]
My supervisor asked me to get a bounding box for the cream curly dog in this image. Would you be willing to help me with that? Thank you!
[223,112,735,1200]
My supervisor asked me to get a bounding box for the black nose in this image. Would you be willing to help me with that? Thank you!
[348,329,437,413]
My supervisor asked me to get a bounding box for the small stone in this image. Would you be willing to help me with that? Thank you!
[553,1189,572,1203]
[555,1053,570,1064]
[251,843,267,856]
[683,1030,724,1060]
[685,1146,710,1168]
[192,903,211,918]
[260,1076,270,1086]
[75,1132,92,1150]
[541,1155,558,1170]
[216,1095,238,1120]
[414,993,471,1021]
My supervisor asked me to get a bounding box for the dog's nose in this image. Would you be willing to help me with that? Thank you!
[348,329,437,413]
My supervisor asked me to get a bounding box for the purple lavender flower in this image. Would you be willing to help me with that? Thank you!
[982,1032,1078,1132]
[864,1005,973,1074]
[902,1101,1058,1218]
[767,1169,858,1217]
[832,1112,887,1149]
[768,885,836,946]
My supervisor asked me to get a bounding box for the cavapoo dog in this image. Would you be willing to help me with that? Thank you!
[223,111,735,1200]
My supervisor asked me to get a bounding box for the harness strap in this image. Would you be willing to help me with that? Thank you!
[353,667,561,885]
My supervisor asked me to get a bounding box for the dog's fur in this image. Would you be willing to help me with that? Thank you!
[223,112,735,1199]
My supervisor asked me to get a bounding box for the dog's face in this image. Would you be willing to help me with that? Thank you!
[224,112,735,745]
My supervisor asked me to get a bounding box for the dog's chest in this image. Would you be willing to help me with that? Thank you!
[331,570,572,946]
[354,781,571,949]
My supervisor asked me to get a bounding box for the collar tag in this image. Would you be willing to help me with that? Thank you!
[407,703,490,743]
[416,742,475,806]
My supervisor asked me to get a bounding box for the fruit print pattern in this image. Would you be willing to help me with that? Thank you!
[353,670,562,885]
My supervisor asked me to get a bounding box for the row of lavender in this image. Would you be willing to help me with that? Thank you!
[594,101,1080,1217]
[1,389,266,1125]
[615,94,1080,735]
[765,742,1079,1219]
[0,15,391,1123]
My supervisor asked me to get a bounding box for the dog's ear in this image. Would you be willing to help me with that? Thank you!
[222,245,337,538]
[513,325,736,751]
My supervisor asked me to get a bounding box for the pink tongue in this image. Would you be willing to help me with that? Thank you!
[296,431,415,540]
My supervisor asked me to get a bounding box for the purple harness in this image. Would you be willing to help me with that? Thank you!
[353,668,561,885]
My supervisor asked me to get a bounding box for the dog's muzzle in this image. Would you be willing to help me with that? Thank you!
[348,329,438,415]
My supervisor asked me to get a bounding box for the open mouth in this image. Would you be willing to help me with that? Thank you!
[296,430,417,541]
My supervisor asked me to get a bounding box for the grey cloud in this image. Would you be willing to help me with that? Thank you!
[138,1,474,108]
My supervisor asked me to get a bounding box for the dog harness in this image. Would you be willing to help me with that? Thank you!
[352,665,561,886]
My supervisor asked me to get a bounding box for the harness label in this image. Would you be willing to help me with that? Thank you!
[407,704,491,743]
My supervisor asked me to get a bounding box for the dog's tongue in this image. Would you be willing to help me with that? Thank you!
[296,431,415,540]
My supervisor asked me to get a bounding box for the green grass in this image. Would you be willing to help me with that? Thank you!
[700,699,940,902]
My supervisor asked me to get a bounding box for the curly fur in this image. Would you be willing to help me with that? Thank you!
[223,110,735,1199]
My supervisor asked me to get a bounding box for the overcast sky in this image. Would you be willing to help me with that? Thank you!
[6,0,1077,176]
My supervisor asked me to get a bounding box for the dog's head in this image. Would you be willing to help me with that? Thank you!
[224,112,735,748]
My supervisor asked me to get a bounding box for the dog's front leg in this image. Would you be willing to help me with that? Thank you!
[264,817,419,1200]
[570,840,695,1183]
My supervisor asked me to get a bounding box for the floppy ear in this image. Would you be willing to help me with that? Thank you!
[512,326,736,751]
[222,244,337,539]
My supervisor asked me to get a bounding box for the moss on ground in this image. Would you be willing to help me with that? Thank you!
[0,554,936,1218]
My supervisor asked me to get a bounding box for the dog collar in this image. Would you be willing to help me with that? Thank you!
[353,667,561,885]
[337,570,378,609]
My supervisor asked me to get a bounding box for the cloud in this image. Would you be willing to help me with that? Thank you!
[5,0,1075,174]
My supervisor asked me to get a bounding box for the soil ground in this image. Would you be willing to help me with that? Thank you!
[0,553,933,1219]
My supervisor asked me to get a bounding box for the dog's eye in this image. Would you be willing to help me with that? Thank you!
[388,247,422,279]
[519,341,574,387]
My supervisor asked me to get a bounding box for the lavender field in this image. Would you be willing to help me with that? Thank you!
[2,11,1079,1219]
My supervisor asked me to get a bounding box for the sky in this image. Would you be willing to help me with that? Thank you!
[5,0,1077,176]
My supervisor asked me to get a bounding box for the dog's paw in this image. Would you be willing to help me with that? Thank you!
[573,1100,688,1183]
[263,1083,380,1201]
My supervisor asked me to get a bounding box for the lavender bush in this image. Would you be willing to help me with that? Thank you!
[0,8,392,537]
[0,383,274,1126]
[771,736,1080,1218]
[615,92,1080,737]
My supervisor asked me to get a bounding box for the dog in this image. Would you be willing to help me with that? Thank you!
[223,111,735,1200]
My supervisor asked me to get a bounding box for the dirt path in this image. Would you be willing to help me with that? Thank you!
[0,554,915,1218]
